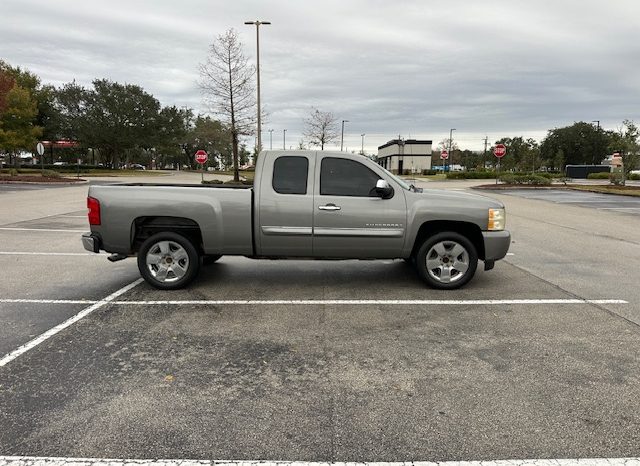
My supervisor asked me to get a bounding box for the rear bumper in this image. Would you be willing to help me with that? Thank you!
[482,230,511,261]
[82,233,101,253]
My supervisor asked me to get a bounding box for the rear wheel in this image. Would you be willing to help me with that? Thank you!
[137,232,200,289]
[416,231,478,289]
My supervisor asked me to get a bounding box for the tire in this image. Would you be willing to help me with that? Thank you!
[416,231,478,290]
[202,254,222,265]
[137,232,201,290]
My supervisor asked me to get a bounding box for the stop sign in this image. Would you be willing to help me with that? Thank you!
[440,150,449,160]
[493,144,506,158]
[195,149,208,164]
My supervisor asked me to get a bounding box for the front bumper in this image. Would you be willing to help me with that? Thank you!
[82,233,101,253]
[482,230,511,261]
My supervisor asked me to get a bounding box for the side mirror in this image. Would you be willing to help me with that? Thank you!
[375,179,393,199]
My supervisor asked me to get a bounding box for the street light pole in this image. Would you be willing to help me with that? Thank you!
[268,129,273,150]
[448,128,456,171]
[244,20,271,154]
[592,120,601,166]
[361,133,365,155]
[341,120,349,151]
[283,129,287,150]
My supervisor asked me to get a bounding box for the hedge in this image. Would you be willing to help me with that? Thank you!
[499,174,552,185]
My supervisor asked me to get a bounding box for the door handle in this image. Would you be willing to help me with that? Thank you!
[318,204,341,211]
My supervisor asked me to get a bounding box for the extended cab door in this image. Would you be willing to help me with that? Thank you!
[312,155,407,258]
[257,152,314,256]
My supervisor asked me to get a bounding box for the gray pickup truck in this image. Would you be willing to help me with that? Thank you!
[82,150,510,290]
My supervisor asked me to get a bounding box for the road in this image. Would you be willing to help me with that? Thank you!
[0,175,639,463]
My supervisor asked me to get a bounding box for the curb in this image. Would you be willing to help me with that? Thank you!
[0,179,89,186]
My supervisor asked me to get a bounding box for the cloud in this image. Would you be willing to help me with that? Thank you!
[2,0,639,151]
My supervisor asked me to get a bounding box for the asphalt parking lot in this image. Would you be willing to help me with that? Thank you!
[1,176,640,463]
[498,188,640,215]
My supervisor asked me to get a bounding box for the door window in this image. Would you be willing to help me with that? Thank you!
[320,157,380,197]
[272,156,308,194]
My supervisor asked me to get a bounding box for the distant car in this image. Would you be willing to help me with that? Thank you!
[129,164,146,170]
[53,161,68,166]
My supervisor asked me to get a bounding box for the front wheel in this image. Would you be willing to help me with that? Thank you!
[416,232,478,290]
[137,232,200,290]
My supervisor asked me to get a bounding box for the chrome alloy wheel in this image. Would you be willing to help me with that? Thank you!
[145,240,190,283]
[425,240,470,284]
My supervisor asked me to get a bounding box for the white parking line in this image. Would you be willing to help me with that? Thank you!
[0,279,143,367]
[0,227,86,233]
[1,456,639,466]
[0,298,627,305]
[0,251,100,256]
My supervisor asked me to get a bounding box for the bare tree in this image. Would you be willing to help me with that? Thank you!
[199,29,255,181]
[304,108,338,150]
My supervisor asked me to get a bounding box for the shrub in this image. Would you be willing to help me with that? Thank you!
[587,172,611,179]
[9,168,18,176]
[41,169,61,178]
[628,173,640,181]
[499,174,551,185]
[421,169,438,175]
[446,171,497,180]
[609,172,624,185]
[223,179,253,185]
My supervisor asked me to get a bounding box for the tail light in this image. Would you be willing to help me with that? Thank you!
[87,196,101,225]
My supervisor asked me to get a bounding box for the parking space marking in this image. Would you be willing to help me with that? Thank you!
[1,456,639,466]
[111,298,627,305]
[0,227,86,233]
[0,299,99,304]
[0,298,628,306]
[0,278,143,367]
[0,251,101,256]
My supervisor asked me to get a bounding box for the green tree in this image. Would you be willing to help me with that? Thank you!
[540,122,612,169]
[492,137,539,172]
[609,119,639,185]
[0,82,42,165]
[182,115,232,170]
[54,79,163,167]
[1,60,59,143]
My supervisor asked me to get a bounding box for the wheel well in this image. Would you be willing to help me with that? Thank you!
[132,216,203,254]
[411,220,485,260]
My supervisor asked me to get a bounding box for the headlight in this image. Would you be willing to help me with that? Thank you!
[488,208,505,231]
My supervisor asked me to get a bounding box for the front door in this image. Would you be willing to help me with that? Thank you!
[312,156,406,258]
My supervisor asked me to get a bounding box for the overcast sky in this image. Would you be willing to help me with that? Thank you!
[3,0,639,152]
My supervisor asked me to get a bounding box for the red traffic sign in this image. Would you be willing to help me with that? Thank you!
[493,144,507,158]
[194,149,208,164]
[440,150,449,160]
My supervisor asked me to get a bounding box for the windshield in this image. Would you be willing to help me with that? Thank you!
[377,164,412,191]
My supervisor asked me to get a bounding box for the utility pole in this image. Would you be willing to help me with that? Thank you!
[483,136,488,170]
[592,120,601,165]
[360,133,365,155]
[268,129,273,150]
[244,20,271,153]
[283,129,287,150]
[341,120,349,151]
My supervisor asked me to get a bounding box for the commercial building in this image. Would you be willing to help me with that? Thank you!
[377,139,432,174]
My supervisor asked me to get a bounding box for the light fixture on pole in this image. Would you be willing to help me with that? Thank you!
[268,129,273,150]
[360,133,365,155]
[283,129,287,150]
[341,120,349,151]
[244,20,271,154]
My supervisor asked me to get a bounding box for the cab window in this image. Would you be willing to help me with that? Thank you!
[272,156,308,194]
[320,157,380,197]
